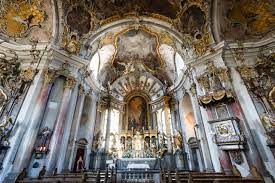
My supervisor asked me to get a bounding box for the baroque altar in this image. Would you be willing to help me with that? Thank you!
[109,130,159,159]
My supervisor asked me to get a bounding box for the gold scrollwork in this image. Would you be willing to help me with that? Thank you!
[65,78,76,89]
[44,69,56,84]
[0,0,45,38]
[20,68,37,82]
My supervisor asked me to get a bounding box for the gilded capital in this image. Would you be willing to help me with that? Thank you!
[20,68,37,82]
[65,78,76,89]
[44,70,56,84]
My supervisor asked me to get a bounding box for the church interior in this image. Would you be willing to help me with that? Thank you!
[0,0,274,182]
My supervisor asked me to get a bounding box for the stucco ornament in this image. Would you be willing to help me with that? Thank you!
[62,26,81,55]
[0,0,45,38]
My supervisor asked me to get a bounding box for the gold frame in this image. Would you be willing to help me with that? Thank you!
[124,92,151,132]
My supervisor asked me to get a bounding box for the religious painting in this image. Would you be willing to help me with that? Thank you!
[127,96,148,131]
[215,104,229,119]
[180,5,206,38]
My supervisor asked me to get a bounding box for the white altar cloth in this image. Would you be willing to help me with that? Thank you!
[127,163,150,169]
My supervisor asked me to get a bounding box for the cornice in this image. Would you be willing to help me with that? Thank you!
[51,45,88,69]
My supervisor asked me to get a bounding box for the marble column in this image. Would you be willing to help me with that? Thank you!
[219,150,232,175]
[104,107,112,154]
[12,70,56,172]
[189,91,214,171]
[177,95,192,170]
[230,67,275,178]
[0,69,44,182]
[56,81,79,172]
[46,78,76,173]
[65,86,85,171]
[84,92,98,168]
[163,96,173,153]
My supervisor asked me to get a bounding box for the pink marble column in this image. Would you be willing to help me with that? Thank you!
[46,78,76,173]
[84,92,98,168]
[13,70,56,172]
[164,96,173,153]
[219,150,232,175]
[231,101,266,174]
[65,86,85,170]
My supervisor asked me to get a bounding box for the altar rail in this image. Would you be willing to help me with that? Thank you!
[117,169,159,183]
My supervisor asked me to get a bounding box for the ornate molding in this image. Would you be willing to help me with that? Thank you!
[198,90,234,107]
[237,53,274,99]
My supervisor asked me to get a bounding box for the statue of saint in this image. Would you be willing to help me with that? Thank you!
[133,132,143,158]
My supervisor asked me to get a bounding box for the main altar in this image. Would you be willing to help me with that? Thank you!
[90,72,186,171]
[108,126,165,170]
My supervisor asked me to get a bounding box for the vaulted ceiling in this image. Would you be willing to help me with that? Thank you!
[0,0,274,100]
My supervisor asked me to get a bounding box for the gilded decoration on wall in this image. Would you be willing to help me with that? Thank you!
[237,53,275,100]
[192,33,212,56]
[197,63,233,106]
[62,26,81,54]
[20,68,37,83]
[0,0,45,38]
[0,51,22,99]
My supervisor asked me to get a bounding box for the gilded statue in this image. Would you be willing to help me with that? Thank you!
[133,132,143,158]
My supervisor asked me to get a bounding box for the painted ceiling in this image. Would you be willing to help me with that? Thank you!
[0,0,274,98]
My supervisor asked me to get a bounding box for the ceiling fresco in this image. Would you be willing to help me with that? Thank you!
[0,0,52,42]
[220,0,275,40]
[95,27,176,88]
[90,0,181,20]
[62,0,209,40]
[113,29,162,72]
